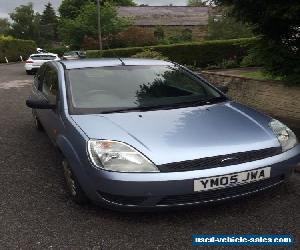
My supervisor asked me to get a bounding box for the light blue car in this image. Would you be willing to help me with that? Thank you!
[26,59,300,210]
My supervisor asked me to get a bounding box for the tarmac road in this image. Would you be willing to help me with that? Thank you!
[0,63,299,249]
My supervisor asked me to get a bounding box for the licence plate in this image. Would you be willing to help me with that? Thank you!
[194,167,271,192]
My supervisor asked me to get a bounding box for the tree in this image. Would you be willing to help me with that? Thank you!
[58,2,132,49]
[9,3,36,40]
[40,2,58,26]
[59,0,136,19]
[206,7,253,40]
[106,0,136,6]
[59,0,90,19]
[40,2,58,45]
[214,0,300,84]
[0,18,11,35]
[187,0,207,7]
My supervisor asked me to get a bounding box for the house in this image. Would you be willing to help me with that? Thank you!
[117,6,210,40]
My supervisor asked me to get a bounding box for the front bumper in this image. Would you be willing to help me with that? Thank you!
[82,144,300,210]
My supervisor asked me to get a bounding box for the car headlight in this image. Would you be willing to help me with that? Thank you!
[87,140,159,172]
[269,119,298,152]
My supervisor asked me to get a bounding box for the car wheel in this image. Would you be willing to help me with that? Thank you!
[62,159,89,204]
[32,112,43,131]
[26,70,33,75]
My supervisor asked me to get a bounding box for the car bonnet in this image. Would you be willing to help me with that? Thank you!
[71,101,280,165]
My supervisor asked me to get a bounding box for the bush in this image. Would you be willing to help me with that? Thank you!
[154,26,165,41]
[47,47,69,57]
[82,36,99,50]
[0,36,37,63]
[207,58,240,70]
[87,38,257,67]
[132,49,168,60]
[249,39,300,85]
[181,28,193,41]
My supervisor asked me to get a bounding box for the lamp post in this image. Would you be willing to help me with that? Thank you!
[97,0,103,50]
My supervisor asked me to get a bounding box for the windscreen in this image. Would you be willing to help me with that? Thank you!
[67,65,223,112]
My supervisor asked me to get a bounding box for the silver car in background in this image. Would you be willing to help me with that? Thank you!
[62,51,86,60]
[26,59,300,211]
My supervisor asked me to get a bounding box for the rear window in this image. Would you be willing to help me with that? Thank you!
[31,55,56,60]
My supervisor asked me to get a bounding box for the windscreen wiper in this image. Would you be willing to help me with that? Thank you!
[100,101,209,114]
[100,97,227,114]
[100,105,178,114]
[204,96,227,104]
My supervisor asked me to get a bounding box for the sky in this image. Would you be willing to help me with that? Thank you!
[0,0,188,18]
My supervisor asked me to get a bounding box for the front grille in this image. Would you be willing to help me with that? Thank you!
[98,192,147,206]
[157,175,284,206]
[158,147,281,172]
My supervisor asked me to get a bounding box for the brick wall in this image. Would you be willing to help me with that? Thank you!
[200,71,300,122]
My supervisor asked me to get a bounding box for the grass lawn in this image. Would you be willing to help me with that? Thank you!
[238,70,282,81]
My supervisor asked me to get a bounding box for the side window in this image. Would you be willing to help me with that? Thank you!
[42,66,59,104]
[34,64,47,89]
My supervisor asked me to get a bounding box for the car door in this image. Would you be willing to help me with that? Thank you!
[36,64,64,144]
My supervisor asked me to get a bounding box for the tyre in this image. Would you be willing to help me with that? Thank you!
[26,70,32,75]
[62,159,89,204]
[32,112,43,131]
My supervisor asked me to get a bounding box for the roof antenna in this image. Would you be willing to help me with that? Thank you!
[106,34,126,66]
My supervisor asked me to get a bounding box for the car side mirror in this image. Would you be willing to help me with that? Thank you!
[26,96,56,110]
[216,85,229,94]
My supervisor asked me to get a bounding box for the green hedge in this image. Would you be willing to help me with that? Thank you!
[0,36,37,63]
[87,38,257,67]
[47,47,68,57]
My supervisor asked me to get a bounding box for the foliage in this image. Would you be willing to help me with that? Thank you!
[39,3,58,46]
[58,2,132,49]
[0,18,11,35]
[132,49,168,60]
[248,39,300,84]
[214,0,299,44]
[82,37,99,50]
[40,3,57,26]
[167,28,194,44]
[87,38,257,67]
[59,0,136,19]
[47,46,69,57]
[105,0,136,6]
[59,0,88,19]
[214,0,300,84]
[238,70,282,81]
[240,45,263,67]
[181,28,193,41]
[206,58,239,69]
[206,8,253,40]
[112,27,156,48]
[9,3,36,40]
[8,3,59,47]
[187,0,208,7]
[0,36,36,63]
[154,26,165,41]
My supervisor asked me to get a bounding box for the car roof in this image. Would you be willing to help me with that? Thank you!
[30,53,58,57]
[59,58,173,70]
[65,50,84,53]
